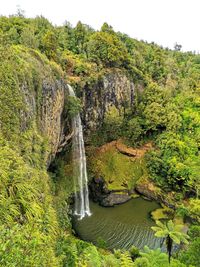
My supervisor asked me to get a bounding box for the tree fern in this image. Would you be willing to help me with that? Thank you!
[152,220,189,263]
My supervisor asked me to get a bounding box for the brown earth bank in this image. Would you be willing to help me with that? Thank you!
[97,139,153,158]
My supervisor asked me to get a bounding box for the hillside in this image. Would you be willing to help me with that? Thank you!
[0,14,199,266]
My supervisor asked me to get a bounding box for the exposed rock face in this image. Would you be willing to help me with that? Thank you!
[19,69,135,164]
[82,70,135,131]
[89,177,110,202]
[39,80,67,163]
[20,78,68,164]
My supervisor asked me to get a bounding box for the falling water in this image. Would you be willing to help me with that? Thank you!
[68,85,91,219]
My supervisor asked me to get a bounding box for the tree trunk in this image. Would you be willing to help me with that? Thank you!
[166,235,173,264]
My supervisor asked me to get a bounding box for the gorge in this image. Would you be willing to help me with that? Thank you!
[0,14,199,267]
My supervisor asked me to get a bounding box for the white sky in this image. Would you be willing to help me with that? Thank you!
[1,0,199,52]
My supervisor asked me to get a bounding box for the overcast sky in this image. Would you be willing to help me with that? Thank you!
[1,0,199,52]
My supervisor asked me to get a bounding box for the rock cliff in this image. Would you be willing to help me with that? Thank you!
[82,70,135,131]
[3,48,70,164]
[10,51,136,164]
[29,79,69,164]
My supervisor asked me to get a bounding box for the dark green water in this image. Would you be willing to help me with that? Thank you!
[73,197,162,250]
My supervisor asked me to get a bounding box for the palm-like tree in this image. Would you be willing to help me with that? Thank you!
[151,220,189,263]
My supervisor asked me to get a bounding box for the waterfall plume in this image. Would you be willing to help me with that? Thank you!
[68,85,91,219]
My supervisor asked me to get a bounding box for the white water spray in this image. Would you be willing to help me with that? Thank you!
[68,85,91,219]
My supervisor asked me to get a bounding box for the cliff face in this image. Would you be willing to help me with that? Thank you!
[19,69,137,165]
[21,78,67,164]
[0,46,69,164]
[39,80,67,162]
[22,70,135,161]
[5,49,137,164]
[37,70,135,156]
[82,70,135,132]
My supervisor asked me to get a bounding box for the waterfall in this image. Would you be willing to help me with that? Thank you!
[68,85,91,219]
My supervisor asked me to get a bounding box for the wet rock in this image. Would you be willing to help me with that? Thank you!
[89,177,132,207]
[89,177,110,203]
[135,180,176,209]
[100,193,132,207]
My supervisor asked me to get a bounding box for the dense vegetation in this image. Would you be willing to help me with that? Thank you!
[0,11,199,266]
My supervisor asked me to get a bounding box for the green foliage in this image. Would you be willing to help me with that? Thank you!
[188,199,200,223]
[179,225,200,267]
[56,235,121,267]
[41,29,58,60]
[66,95,82,118]
[152,220,189,263]
[133,246,187,267]
[129,245,140,261]
[101,106,124,142]
[0,14,200,267]
[146,130,200,192]
[151,205,174,221]
[152,220,189,245]
[96,237,108,249]
[20,26,39,49]
[86,31,129,67]
[89,147,147,191]
[120,251,134,266]
[0,140,60,266]
[124,117,144,145]
[0,41,65,266]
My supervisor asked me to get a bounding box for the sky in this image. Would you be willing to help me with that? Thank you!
[1,0,199,52]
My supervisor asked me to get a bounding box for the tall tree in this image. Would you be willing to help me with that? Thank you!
[151,220,189,263]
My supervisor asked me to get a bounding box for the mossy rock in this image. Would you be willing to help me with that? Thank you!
[130,193,140,199]
[88,146,148,191]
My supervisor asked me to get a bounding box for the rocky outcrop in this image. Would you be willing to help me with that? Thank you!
[136,178,176,209]
[97,139,153,158]
[100,193,132,207]
[116,141,153,158]
[82,70,135,131]
[18,58,139,164]
[89,177,110,202]
[89,177,132,207]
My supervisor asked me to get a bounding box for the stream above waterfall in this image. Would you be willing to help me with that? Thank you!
[72,197,163,250]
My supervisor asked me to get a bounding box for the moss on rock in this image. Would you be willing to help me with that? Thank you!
[88,141,149,191]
